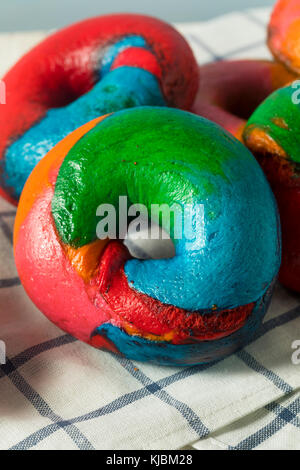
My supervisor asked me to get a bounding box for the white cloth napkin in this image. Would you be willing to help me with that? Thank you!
[0,7,299,450]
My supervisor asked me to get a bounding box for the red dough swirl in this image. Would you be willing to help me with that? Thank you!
[0,13,198,204]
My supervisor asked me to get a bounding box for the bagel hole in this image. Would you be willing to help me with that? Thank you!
[224,93,269,121]
[123,216,175,260]
[221,76,279,121]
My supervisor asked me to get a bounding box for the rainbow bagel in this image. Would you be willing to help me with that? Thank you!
[242,0,300,293]
[0,13,198,204]
[243,83,300,292]
[14,107,280,366]
[192,60,296,140]
[268,0,300,75]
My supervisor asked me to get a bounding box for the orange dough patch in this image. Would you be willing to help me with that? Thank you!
[65,238,109,283]
[281,18,300,71]
[14,115,109,245]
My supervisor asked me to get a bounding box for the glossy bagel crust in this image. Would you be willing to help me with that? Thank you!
[14,107,280,366]
[192,59,296,140]
[0,13,198,204]
[268,0,300,74]
[242,0,300,293]
[243,83,300,292]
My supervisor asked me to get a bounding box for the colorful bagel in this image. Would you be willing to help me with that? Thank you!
[268,0,300,74]
[243,83,300,292]
[192,60,296,140]
[0,13,198,204]
[14,107,281,366]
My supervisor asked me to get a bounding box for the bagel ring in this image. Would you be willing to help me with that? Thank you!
[0,13,198,204]
[268,0,300,75]
[192,59,296,140]
[242,0,300,293]
[14,107,280,366]
[243,81,300,292]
